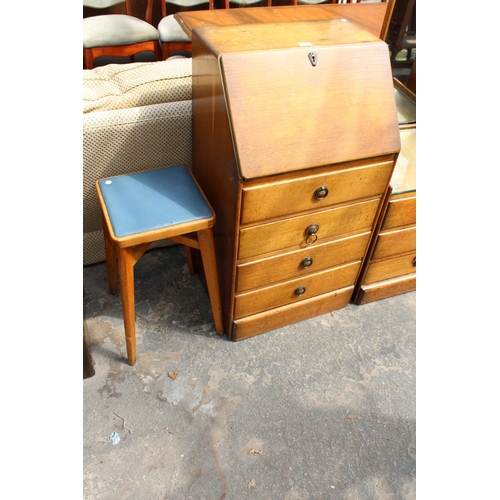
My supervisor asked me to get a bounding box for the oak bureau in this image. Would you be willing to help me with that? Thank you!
[353,78,416,304]
[191,18,401,340]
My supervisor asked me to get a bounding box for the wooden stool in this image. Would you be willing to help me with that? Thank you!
[96,165,223,366]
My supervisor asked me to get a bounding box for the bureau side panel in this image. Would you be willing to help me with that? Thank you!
[192,35,241,335]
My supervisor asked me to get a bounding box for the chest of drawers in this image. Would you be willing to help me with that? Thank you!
[353,79,416,304]
[191,19,401,339]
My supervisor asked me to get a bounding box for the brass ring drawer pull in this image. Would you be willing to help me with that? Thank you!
[412,256,416,267]
[301,257,313,269]
[294,286,306,296]
[314,186,329,200]
[305,223,319,245]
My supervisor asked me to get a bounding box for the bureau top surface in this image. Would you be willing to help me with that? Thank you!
[193,18,381,56]
[177,3,388,39]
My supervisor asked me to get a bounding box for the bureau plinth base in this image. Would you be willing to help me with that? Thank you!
[355,274,416,305]
[232,286,353,341]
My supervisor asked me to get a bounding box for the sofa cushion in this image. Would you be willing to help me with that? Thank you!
[83,57,192,113]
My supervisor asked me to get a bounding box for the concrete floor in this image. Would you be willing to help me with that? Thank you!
[83,244,416,500]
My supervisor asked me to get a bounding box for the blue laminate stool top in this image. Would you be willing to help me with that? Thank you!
[98,165,213,238]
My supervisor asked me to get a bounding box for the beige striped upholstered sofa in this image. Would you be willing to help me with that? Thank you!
[83,57,193,265]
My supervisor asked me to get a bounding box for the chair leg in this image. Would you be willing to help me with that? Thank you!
[154,41,162,62]
[117,247,138,365]
[83,48,94,70]
[197,229,224,335]
[162,42,170,61]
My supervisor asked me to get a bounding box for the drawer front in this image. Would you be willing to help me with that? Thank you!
[241,161,394,224]
[364,252,416,285]
[234,261,360,319]
[372,226,416,260]
[236,232,370,292]
[238,199,380,259]
[382,195,416,230]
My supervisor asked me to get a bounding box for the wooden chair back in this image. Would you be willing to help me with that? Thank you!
[83,0,160,69]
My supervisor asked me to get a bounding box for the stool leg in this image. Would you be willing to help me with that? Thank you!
[197,229,224,335]
[102,214,117,295]
[184,246,196,276]
[117,247,137,365]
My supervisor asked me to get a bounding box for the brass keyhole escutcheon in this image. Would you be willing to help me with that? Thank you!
[315,186,329,200]
[305,224,319,245]
[412,256,416,267]
[294,286,306,296]
[301,257,313,269]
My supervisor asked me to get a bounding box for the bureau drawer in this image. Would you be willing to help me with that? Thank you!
[241,161,394,224]
[234,261,360,319]
[238,199,380,259]
[363,252,416,285]
[382,194,416,230]
[371,226,416,260]
[236,232,370,292]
